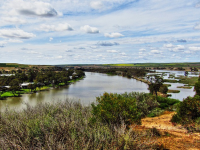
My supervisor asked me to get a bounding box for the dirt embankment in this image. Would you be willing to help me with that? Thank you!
[132,111,200,150]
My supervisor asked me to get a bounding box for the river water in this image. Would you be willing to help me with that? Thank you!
[0,72,149,112]
[0,71,198,112]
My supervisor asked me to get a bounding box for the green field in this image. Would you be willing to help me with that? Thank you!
[103,62,200,68]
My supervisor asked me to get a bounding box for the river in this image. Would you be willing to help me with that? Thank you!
[0,72,149,112]
[0,71,198,112]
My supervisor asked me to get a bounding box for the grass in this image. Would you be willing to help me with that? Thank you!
[1,92,14,97]
[1,86,51,98]
[0,100,163,149]
[163,79,179,83]
[163,84,171,87]
[177,76,199,86]
[177,86,192,89]
[167,90,180,93]
[68,76,84,83]
[103,62,200,68]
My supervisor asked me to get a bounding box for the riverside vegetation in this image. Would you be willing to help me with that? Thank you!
[0,67,85,99]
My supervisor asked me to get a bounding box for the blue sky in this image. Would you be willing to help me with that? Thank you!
[0,0,200,64]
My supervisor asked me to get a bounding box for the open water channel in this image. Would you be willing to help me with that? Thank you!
[0,71,198,112]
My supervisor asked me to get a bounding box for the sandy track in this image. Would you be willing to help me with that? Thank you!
[132,111,200,150]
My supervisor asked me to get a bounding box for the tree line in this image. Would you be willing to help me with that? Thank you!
[0,67,85,98]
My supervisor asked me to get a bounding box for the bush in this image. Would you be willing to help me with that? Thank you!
[171,95,200,125]
[147,108,164,117]
[194,77,200,96]
[159,85,168,94]
[121,92,159,117]
[156,96,180,109]
[91,92,142,126]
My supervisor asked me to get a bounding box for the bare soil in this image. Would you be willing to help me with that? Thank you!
[132,111,200,150]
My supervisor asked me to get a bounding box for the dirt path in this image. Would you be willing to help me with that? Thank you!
[132,111,200,150]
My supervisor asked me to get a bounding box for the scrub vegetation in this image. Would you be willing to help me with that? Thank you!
[0,92,178,149]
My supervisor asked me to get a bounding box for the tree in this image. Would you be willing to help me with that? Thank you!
[184,71,188,77]
[9,79,21,96]
[0,86,7,99]
[194,76,200,96]
[148,75,163,96]
[159,85,168,94]
[27,84,37,92]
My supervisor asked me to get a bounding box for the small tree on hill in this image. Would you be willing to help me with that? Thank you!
[148,75,163,96]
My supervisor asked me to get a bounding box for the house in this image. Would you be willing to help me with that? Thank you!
[20,83,34,89]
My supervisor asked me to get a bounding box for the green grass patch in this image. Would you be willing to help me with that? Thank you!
[59,82,65,86]
[1,92,14,97]
[177,76,199,86]
[163,79,179,83]
[68,76,84,83]
[163,84,171,87]
[177,86,192,89]
[167,89,180,93]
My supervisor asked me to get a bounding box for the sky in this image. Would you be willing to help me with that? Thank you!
[1,0,200,65]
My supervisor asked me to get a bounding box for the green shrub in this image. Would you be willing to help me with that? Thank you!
[194,77,200,96]
[159,85,168,94]
[147,108,164,117]
[91,92,142,126]
[121,92,159,117]
[171,95,200,125]
[156,96,180,109]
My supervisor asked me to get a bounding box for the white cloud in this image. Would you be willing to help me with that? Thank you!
[49,37,53,42]
[0,29,36,39]
[90,1,103,10]
[194,23,200,30]
[184,51,191,54]
[0,41,7,48]
[139,52,143,55]
[120,52,127,56]
[189,46,200,51]
[10,0,58,17]
[27,51,39,54]
[2,17,26,24]
[7,39,23,43]
[195,2,200,8]
[139,48,146,52]
[97,41,119,46]
[151,50,161,54]
[104,32,124,38]
[55,56,63,59]
[39,23,73,32]
[107,50,118,53]
[172,45,185,52]
[164,43,174,48]
[80,25,99,34]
